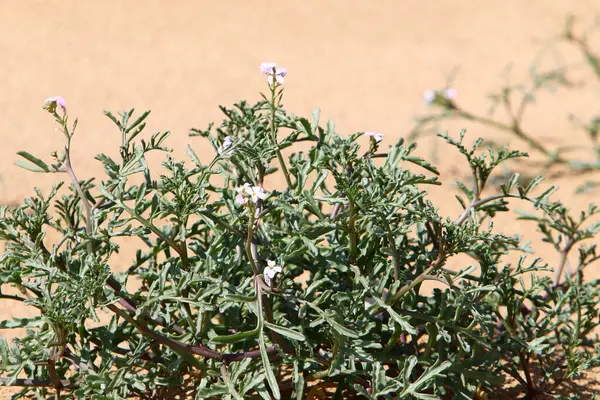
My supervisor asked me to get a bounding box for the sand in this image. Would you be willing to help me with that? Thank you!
[1,1,600,398]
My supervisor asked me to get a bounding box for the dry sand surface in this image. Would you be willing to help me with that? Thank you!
[1,1,600,398]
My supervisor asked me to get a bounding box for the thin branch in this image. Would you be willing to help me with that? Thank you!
[390,253,446,304]
[553,239,574,287]
[107,304,219,359]
[62,148,93,253]
[455,194,508,226]
[269,87,293,190]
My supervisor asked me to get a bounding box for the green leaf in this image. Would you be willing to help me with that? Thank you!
[264,322,305,342]
[0,317,43,329]
[126,110,151,133]
[523,176,544,196]
[399,358,451,398]
[104,111,122,128]
[259,328,280,399]
[534,186,558,206]
[210,327,259,344]
[223,294,257,303]
[404,155,440,175]
[369,297,416,335]
[301,223,336,239]
[305,302,358,338]
[16,151,50,172]
[186,145,203,167]
[293,360,305,399]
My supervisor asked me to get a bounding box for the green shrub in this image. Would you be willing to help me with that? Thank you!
[1,65,600,399]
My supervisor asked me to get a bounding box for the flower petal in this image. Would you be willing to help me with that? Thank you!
[445,88,457,99]
[424,89,436,105]
[260,62,276,74]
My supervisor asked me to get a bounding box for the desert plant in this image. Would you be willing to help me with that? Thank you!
[410,15,600,184]
[0,64,599,399]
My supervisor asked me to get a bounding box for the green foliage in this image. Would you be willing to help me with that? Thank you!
[1,70,600,399]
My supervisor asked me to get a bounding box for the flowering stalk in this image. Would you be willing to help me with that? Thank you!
[44,98,94,253]
[262,63,293,189]
[236,183,266,276]
[245,207,260,276]
[235,180,289,360]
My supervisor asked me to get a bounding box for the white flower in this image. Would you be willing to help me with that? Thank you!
[235,183,268,205]
[264,260,282,286]
[364,132,383,143]
[218,136,234,158]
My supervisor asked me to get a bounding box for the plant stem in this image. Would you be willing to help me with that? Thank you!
[390,253,446,304]
[269,86,293,189]
[62,142,93,253]
[566,32,600,80]
[455,194,508,225]
[385,224,400,280]
[456,109,557,160]
[553,239,574,287]
[245,209,260,275]
[107,304,219,359]
[519,353,536,397]
[348,200,358,264]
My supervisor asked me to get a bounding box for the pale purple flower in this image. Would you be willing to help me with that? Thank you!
[260,62,287,85]
[264,260,282,286]
[445,88,457,99]
[235,183,251,205]
[424,90,436,106]
[424,88,457,106]
[44,96,67,114]
[235,183,267,205]
[218,136,234,158]
[235,194,248,205]
[268,68,287,85]
[364,132,383,143]
[260,62,276,75]
[247,186,267,203]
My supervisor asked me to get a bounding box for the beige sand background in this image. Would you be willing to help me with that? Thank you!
[1,1,600,397]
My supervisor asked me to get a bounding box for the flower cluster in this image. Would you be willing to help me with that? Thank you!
[43,96,67,115]
[263,260,282,286]
[260,62,287,85]
[235,183,267,205]
[364,131,384,143]
[424,88,457,106]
